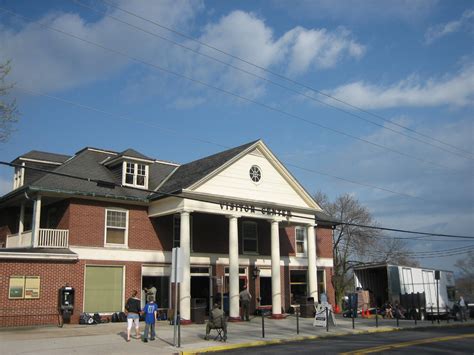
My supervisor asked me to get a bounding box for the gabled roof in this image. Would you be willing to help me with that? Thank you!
[153,140,259,196]
[119,148,154,161]
[12,150,71,164]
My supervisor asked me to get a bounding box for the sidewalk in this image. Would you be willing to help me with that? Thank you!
[0,315,472,355]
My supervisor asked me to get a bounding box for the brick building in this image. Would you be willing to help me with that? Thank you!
[0,140,335,327]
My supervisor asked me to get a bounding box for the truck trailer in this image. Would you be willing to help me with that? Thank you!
[354,263,456,319]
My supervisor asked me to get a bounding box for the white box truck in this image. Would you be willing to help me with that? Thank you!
[354,263,456,320]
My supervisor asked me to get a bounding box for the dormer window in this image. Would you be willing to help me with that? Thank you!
[123,161,148,189]
[13,164,25,189]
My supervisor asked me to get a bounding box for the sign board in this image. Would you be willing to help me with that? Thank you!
[171,247,183,283]
[313,302,337,327]
[313,307,327,327]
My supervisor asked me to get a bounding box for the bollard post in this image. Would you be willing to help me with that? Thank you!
[261,311,265,338]
[177,314,181,348]
[326,307,329,332]
[375,307,378,328]
[296,307,299,335]
[351,307,355,329]
[446,307,449,324]
[396,306,399,327]
[414,310,417,326]
[431,305,434,324]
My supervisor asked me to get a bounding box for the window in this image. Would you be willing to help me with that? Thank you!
[105,209,128,246]
[84,266,123,312]
[249,165,262,183]
[13,164,25,189]
[242,221,258,254]
[295,226,307,256]
[123,161,148,188]
[317,270,326,298]
[9,276,40,299]
[172,214,193,250]
[290,270,307,302]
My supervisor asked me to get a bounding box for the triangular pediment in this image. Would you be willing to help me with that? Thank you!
[189,141,320,210]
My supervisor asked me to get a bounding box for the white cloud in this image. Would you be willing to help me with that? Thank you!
[0,5,364,105]
[425,9,474,44]
[0,0,204,93]
[325,63,474,109]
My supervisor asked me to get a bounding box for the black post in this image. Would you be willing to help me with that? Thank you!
[261,311,265,338]
[326,307,329,332]
[177,313,181,348]
[431,305,434,324]
[436,279,440,324]
[396,306,399,327]
[414,309,417,326]
[351,306,355,329]
[296,307,299,335]
[446,306,449,324]
[375,306,378,328]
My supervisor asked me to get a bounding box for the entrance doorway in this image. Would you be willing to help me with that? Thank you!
[260,277,272,306]
[142,276,170,308]
[191,276,210,313]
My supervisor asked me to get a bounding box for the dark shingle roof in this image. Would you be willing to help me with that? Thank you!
[155,140,258,196]
[119,148,153,161]
[13,150,71,164]
[26,149,175,202]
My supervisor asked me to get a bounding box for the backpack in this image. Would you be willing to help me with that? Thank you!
[79,313,94,325]
[118,312,127,322]
[111,312,119,322]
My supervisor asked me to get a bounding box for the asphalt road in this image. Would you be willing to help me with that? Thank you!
[215,325,474,354]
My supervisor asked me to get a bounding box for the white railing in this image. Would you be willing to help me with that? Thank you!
[6,229,69,248]
[6,231,33,248]
[38,229,69,248]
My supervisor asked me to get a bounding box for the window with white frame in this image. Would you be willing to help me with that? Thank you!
[123,161,148,188]
[172,214,193,250]
[242,221,258,254]
[13,164,25,189]
[295,226,307,256]
[105,209,128,246]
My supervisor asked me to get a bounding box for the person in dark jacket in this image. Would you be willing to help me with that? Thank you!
[125,290,141,342]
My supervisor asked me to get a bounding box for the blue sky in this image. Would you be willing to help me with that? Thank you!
[0,0,473,271]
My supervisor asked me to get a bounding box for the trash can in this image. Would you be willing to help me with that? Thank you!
[191,298,206,324]
[298,296,315,318]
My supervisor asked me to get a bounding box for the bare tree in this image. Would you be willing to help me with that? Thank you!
[315,192,378,307]
[0,60,19,142]
[454,251,474,300]
[314,191,418,306]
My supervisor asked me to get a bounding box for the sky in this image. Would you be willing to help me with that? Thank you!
[0,0,473,271]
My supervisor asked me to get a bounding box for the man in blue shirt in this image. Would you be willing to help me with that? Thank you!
[142,297,158,342]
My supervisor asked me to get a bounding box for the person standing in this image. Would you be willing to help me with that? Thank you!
[146,284,157,302]
[239,285,252,321]
[142,296,158,342]
[125,290,141,342]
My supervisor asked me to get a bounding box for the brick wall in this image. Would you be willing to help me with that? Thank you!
[67,199,165,250]
[317,226,333,258]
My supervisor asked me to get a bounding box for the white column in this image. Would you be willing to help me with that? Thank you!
[270,219,282,316]
[228,215,240,319]
[307,224,318,301]
[18,203,25,235]
[179,210,191,321]
[32,195,42,247]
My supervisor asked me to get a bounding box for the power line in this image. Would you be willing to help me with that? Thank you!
[1,161,473,241]
[72,0,474,161]
[0,6,453,171]
[14,86,428,201]
[100,0,473,159]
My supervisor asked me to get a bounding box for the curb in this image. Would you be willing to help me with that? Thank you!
[180,322,474,355]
